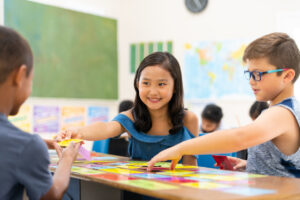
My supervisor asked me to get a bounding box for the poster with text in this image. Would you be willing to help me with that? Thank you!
[87,106,109,124]
[9,104,31,132]
[61,106,85,130]
[33,105,60,133]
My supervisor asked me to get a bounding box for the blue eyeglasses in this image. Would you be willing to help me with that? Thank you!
[244,68,288,81]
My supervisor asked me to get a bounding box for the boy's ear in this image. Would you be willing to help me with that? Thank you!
[283,69,295,83]
[13,65,27,87]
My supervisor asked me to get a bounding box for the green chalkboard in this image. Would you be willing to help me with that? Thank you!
[4,0,118,99]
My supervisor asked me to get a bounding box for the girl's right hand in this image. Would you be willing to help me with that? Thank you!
[215,156,247,171]
[55,128,81,142]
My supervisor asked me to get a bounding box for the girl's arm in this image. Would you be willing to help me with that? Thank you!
[148,106,293,170]
[57,120,125,141]
[182,110,199,166]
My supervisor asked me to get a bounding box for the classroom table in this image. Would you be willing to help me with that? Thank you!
[49,151,300,200]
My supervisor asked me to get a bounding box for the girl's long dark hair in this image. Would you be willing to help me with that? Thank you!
[132,52,184,134]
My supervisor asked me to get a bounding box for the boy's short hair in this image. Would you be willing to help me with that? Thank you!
[0,26,33,84]
[249,101,269,120]
[243,32,300,83]
[201,103,223,123]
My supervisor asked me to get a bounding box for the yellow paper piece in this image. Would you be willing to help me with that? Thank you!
[182,182,230,189]
[100,168,143,175]
[71,166,104,175]
[58,139,83,147]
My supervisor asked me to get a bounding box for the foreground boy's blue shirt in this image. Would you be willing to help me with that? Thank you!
[0,113,52,200]
[247,97,300,177]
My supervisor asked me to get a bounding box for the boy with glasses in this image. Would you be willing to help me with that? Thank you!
[148,32,300,178]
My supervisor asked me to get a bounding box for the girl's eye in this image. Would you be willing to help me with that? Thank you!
[142,81,149,85]
[159,83,166,86]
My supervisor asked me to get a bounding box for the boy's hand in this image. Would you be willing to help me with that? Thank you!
[61,142,81,163]
[215,156,247,171]
[44,139,63,159]
[147,146,182,171]
[55,128,81,142]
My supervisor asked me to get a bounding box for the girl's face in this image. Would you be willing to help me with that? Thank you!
[137,65,174,112]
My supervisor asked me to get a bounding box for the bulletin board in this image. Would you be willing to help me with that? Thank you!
[4,0,118,99]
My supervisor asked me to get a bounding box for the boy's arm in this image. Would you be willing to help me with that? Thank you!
[148,106,293,170]
[41,142,80,200]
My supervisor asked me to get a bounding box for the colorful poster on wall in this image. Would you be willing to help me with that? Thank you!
[33,105,60,133]
[61,106,85,130]
[87,106,109,124]
[8,104,31,132]
[184,40,253,100]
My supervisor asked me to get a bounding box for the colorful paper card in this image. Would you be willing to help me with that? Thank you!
[219,187,276,196]
[71,166,105,175]
[99,168,143,175]
[57,139,83,147]
[119,179,178,190]
[182,182,231,189]
[78,146,91,161]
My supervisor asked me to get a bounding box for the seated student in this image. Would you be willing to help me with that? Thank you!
[57,52,199,166]
[237,101,269,160]
[148,32,300,178]
[108,100,134,156]
[249,101,269,120]
[200,103,223,133]
[0,26,80,200]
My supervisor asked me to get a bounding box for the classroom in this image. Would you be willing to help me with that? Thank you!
[1,0,300,199]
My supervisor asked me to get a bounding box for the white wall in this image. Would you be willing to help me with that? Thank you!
[1,0,300,128]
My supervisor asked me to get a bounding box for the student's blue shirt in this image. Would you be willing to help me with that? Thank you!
[113,114,197,161]
[0,113,52,200]
[246,97,300,177]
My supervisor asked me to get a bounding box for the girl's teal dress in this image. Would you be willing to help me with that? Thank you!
[113,114,197,160]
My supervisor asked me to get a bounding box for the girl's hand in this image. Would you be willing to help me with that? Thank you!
[215,156,247,171]
[147,146,182,171]
[55,128,81,142]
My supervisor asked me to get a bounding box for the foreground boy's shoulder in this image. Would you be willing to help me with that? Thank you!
[254,102,299,137]
[183,110,199,136]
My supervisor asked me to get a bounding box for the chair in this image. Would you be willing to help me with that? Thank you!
[197,133,236,168]
[92,139,110,153]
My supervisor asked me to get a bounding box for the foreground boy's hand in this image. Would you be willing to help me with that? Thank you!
[147,146,183,171]
[61,141,81,162]
[215,156,247,171]
[55,128,81,142]
[44,139,63,159]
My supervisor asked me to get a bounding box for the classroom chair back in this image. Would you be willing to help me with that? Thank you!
[197,133,237,168]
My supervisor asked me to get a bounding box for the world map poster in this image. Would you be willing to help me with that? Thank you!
[184,40,254,100]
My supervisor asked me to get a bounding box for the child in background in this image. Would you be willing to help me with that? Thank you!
[200,103,223,133]
[0,26,80,200]
[148,32,300,178]
[108,99,134,156]
[57,52,199,165]
[249,101,269,120]
[237,101,269,160]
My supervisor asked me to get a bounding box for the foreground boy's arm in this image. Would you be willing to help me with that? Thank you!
[41,142,80,200]
[148,105,298,171]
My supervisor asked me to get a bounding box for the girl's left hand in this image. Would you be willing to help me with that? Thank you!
[147,146,182,171]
